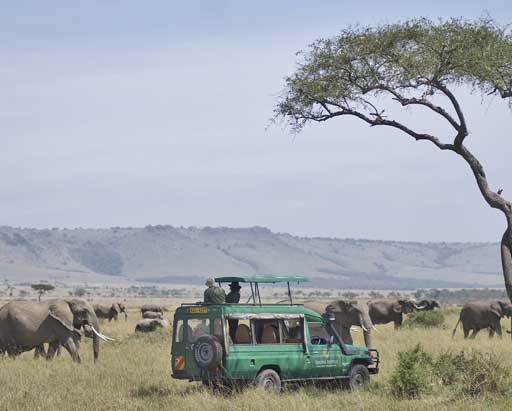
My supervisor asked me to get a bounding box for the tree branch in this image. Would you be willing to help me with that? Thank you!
[308,102,456,151]
[377,85,461,131]
[432,82,468,146]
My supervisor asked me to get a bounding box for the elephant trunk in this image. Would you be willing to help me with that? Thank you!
[359,313,374,348]
[89,316,100,363]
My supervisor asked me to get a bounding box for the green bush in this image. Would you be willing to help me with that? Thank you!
[458,351,510,397]
[404,310,445,328]
[431,350,510,397]
[391,346,510,399]
[431,351,466,385]
[390,344,432,398]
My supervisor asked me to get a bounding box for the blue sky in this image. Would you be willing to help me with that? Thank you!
[1,1,511,242]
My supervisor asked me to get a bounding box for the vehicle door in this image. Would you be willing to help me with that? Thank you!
[305,321,343,378]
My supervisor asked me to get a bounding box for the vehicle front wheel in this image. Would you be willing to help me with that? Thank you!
[254,369,282,392]
[347,364,370,390]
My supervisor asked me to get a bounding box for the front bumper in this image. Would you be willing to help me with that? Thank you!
[368,349,380,374]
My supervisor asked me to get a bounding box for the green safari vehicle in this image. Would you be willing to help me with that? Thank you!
[171,276,379,391]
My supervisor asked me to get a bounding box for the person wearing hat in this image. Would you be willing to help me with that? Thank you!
[226,282,242,341]
[226,282,241,304]
[203,278,226,304]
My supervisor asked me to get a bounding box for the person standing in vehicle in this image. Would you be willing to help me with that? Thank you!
[226,282,241,341]
[226,282,241,303]
[203,278,226,304]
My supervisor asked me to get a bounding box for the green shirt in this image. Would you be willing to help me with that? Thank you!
[204,286,226,304]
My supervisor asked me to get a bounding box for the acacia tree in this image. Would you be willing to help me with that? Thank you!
[31,283,55,301]
[275,18,512,299]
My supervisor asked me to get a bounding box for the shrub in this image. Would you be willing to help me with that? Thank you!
[458,351,510,397]
[390,344,433,398]
[431,351,466,385]
[404,310,445,328]
[431,350,510,397]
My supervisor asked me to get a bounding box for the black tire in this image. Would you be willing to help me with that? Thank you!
[347,364,370,390]
[254,369,282,392]
[193,335,223,369]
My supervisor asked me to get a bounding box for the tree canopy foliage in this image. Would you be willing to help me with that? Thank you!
[31,283,55,301]
[276,18,512,132]
[275,17,512,300]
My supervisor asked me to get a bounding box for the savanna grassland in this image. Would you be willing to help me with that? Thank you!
[1,300,512,411]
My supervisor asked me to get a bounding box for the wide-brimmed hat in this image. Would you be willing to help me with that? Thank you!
[229,282,241,290]
[205,278,215,287]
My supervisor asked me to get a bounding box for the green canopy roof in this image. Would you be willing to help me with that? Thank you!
[214,276,309,284]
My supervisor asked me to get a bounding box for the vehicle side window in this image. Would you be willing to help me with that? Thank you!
[213,318,223,341]
[187,318,211,343]
[230,319,252,344]
[281,319,303,343]
[254,319,280,344]
[308,323,330,345]
[175,319,184,343]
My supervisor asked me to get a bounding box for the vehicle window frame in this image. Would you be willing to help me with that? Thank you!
[279,318,305,344]
[173,318,185,344]
[186,317,211,343]
[253,318,281,344]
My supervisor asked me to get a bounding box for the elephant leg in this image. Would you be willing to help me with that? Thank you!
[340,327,353,345]
[34,344,46,359]
[61,337,81,363]
[495,322,503,338]
[469,329,479,339]
[463,326,470,339]
[46,341,60,360]
[489,327,495,338]
[394,315,402,330]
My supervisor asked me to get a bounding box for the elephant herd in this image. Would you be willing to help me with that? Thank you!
[0,299,172,363]
[304,298,435,348]
[0,298,114,362]
[135,304,169,332]
[305,298,512,348]
[2,296,511,362]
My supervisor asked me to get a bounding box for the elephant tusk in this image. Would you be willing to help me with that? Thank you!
[358,314,369,332]
[350,326,361,332]
[91,326,115,342]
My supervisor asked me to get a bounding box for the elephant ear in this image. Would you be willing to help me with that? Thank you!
[48,302,75,333]
[489,302,503,318]
[393,301,403,314]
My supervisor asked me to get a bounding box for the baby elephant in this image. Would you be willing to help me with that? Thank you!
[135,319,169,333]
[142,311,163,320]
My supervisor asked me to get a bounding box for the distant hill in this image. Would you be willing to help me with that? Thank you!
[0,225,504,289]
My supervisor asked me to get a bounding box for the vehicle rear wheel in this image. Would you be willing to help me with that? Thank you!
[347,364,370,390]
[254,369,282,392]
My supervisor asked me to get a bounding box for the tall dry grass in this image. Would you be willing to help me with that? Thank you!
[1,300,512,410]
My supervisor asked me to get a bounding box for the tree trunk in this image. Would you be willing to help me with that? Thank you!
[501,228,512,302]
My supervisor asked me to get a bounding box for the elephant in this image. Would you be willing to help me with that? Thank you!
[140,304,164,315]
[135,318,169,332]
[0,298,113,362]
[115,302,128,320]
[367,299,420,329]
[304,300,374,348]
[417,299,441,311]
[142,311,163,320]
[452,300,512,339]
[94,304,120,322]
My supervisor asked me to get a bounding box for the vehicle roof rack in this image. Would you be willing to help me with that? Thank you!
[214,276,309,305]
